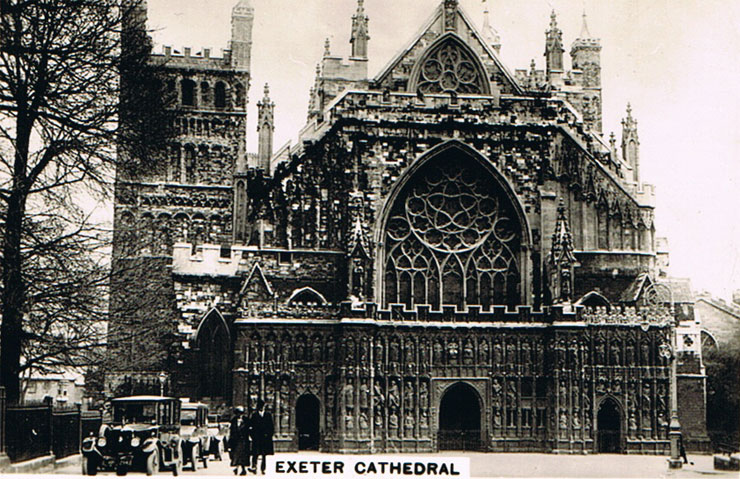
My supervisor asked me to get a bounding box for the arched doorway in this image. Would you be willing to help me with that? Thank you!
[597,398,622,453]
[195,309,231,401]
[438,382,482,451]
[296,394,320,450]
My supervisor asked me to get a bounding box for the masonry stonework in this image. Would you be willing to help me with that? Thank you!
[109,0,709,454]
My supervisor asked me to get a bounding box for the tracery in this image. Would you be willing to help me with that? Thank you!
[383,153,521,309]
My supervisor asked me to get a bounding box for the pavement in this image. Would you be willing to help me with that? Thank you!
[46,451,736,478]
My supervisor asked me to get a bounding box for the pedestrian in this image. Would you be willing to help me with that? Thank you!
[229,407,251,475]
[249,399,274,475]
[679,432,693,465]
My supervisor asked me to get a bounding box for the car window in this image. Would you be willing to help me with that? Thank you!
[181,409,197,426]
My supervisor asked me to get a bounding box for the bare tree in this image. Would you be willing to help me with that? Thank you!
[0,0,173,403]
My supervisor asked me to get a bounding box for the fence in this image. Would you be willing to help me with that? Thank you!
[2,396,101,464]
[5,401,53,463]
[437,429,483,452]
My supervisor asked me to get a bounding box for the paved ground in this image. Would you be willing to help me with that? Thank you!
[50,451,735,478]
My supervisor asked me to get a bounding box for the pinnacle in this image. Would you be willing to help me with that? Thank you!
[324,38,331,57]
[579,10,592,39]
[233,0,253,12]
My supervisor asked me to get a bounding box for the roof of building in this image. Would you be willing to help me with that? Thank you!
[696,294,740,320]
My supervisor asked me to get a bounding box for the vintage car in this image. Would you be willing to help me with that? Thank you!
[179,401,222,469]
[81,396,184,476]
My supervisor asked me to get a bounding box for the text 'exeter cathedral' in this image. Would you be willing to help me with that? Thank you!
[109,0,710,454]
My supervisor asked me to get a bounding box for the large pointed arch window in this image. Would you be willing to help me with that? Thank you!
[410,34,490,95]
[383,149,522,310]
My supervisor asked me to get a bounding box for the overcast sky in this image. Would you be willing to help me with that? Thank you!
[145,0,740,301]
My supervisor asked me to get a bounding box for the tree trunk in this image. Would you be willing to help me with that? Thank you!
[2,189,27,405]
[1,110,31,405]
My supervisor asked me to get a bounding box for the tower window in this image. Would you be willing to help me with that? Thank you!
[181,79,196,107]
[214,82,227,108]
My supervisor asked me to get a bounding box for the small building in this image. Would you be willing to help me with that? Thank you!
[22,369,86,407]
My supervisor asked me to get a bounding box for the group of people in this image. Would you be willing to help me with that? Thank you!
[229,399,275,475]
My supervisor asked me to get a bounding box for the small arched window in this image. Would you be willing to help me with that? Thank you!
[184,145,196,183]
[214,82,226,108]
[181,79,196,106]
[200,81,210,106]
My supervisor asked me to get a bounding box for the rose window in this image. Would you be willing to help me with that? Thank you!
[414,39,487,95]
[383,153,521,309]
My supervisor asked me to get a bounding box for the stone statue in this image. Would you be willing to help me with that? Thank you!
[389,381,400,409]
[404,413,414,432]
[420,382,429,407]
[404,382,414,409]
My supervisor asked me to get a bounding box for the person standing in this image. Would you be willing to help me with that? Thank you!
[249,399,274,475]
[229,406,251,475]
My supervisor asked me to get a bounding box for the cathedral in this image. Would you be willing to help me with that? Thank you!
[108,0,710,454]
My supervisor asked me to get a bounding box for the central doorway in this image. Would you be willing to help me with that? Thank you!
[597,398,622,453]
[296,394,320,450]
[438,382,482,451]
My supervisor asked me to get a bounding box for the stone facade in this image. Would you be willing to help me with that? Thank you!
[109,0,708,454]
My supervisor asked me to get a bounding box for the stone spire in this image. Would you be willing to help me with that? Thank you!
[482,0,501,53]
[621,103,640,185]
[257,83,275,174]
[350,0,370,60]
[324,38,331,57]
[579,10,592,39]
[230,0,254,72]
[549,199,578,305]
[307,64,322,121]
[545,10,564,74]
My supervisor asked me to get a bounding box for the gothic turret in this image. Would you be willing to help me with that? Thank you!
[545,11,564,82]
[230,0,254,72]
[622,103,640,185]
[257,84,275,174]
[570,11,602,133]
[350,0,369,60]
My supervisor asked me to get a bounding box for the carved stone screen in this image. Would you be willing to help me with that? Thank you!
[413,37,488,95]
[383,153,521,309]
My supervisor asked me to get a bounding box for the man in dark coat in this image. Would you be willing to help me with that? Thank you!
[249,399,274,474]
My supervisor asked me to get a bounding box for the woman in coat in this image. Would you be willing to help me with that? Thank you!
[249,399,274,474]
[229,407,251,475]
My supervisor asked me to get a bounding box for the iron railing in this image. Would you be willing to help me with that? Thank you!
[437,429,482,452]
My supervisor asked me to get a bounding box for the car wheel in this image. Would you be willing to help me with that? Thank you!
[201,447,208,469]
[146,451,159,476]
[191,445,199,471]
[172,458,182,477]
[116,463,128,476]
[82,456,98,476]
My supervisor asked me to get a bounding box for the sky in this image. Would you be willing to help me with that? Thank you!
[144,0,740,301]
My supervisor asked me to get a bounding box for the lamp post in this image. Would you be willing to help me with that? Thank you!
[660,283,682,469]
[646,282,681,469]
[158,371,167,397]
[667,313,683,469]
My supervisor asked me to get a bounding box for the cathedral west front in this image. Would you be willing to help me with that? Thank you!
[108,0,710,454]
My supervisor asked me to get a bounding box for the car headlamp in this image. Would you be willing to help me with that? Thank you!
[131,437,141,447]
[97,437,107,448]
